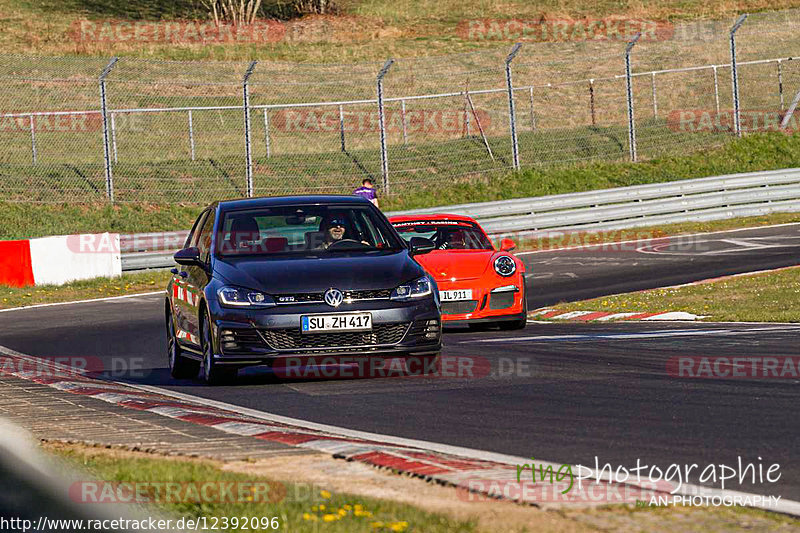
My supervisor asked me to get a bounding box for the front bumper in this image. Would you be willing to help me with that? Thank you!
[207,297,442,365]
[435,278,525,323]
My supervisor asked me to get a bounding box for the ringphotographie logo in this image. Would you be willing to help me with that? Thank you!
[69,19,286,44]
[457,18,674,42]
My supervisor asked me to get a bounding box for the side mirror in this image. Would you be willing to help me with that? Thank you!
[409,237,435,256]
[174,247,203,267]
[500,238,516,252]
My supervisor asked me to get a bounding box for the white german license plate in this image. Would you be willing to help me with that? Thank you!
[301,313,372,334]
[439,289,473,301]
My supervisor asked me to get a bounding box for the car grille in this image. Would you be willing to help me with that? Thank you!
[259,323,410,350]
[489,292,515,310]
[271,289,392,304]
[441,300,478,315]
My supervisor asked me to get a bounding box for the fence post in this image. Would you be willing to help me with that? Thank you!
[730,14,748,137]
[263,109,271,158]
[376,59,394,194]
[400,100,408,145]
[111,113,118,163]
[242,60,258,198]
[99,57,119,203]
[339,104,346,152]
[505,43,522,170]
[651,72,658,118]
[777,59,784,110]
[625,33,641,162]
[712,65,720,113]
[29,115,37,165]
[589,79,596,126]
[188,110,195,161]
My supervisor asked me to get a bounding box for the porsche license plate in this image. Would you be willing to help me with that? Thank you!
[301,313,372,334]
[439,289,473,301]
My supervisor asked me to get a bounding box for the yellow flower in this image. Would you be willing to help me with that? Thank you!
[338,509,347,517]
[303,513,315,521]
[320,490,331,499]
[370,522,384,529]
[319,504,325,511]
[355,510,373,517]
[343,504,352,511]
[354,504,363,511]
[322,514,338,522]
[390,522,408,532]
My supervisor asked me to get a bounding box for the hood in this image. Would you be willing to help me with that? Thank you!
[213,250,424,293]
[416,250,496,281]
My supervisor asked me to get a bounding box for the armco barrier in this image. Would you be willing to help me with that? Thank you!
[0,233,121,287]
[115,168,800,271]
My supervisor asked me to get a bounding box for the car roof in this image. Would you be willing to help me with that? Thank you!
[388,213,478,224]
[214,195,372,211]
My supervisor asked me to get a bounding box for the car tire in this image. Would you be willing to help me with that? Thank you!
[201,313,237,385]
[498,292,528,331]
[167,309,200,379]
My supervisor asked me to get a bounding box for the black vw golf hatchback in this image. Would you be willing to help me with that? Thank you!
[165,195,442,384]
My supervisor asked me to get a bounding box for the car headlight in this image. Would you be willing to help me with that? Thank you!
[494,256,516,277]
[391,276,433,301]
[217,287,276,308]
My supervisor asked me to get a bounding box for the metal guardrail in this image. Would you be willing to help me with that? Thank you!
[121,168,800,271]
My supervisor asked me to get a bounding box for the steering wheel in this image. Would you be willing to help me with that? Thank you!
[327,239,370,250]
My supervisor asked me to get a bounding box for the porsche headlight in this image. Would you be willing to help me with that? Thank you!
[217,286,276,308]
[494,256,516,277]
[391,276,433,301]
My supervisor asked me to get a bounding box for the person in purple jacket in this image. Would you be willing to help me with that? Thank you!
[353,178,379,208]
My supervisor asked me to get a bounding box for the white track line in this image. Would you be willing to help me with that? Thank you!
[515,221,800,256]
[0,291,163,313]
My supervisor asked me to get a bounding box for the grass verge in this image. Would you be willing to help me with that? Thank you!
[549,266,800,322]
[44,442,800,533]
[48,444,473,533]
[0,270,170,310]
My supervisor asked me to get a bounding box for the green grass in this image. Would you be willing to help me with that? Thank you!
[49,444,476,533]
[4,130,797,239]
[550,266,800,322]
[0,270,170,309]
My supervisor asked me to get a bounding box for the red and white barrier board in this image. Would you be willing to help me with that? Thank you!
[0,233,122,287]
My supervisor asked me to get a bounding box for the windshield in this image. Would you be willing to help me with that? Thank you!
[217,205,405,256]
[392,220,493,250]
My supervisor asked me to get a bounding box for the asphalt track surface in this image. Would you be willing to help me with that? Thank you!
[1,223,799,500]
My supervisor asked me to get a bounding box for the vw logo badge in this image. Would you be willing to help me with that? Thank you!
[324,288,344,308]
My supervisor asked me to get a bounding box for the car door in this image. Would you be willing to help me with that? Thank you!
[172,210,208,345]
[183,208,216,347]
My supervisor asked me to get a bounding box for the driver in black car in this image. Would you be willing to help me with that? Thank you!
[321,215,347,249]
[318,215,370,249]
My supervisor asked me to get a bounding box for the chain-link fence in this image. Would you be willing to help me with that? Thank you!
[2,10,800,203]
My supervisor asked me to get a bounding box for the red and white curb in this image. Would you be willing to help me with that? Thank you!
[530,309,705,322]
[2,346,798,515]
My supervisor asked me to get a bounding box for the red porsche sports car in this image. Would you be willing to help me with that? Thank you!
[389,214,527,329]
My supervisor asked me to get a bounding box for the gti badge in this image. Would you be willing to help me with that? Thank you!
[324,288,344,308]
